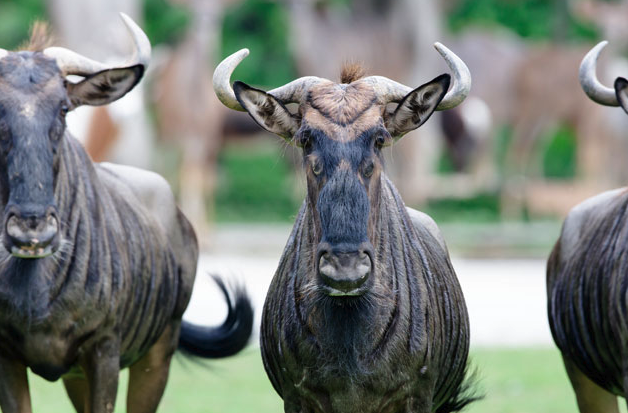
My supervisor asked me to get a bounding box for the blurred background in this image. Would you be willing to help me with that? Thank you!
[3,0,628,411]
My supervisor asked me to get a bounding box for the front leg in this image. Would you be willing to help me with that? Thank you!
[0,355,31,413]
[81,338,120,413]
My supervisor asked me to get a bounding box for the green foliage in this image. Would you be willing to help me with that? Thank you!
[448,0,598,42]
[215,143,301,222]
[493,125,513,176]
[0,0,46,50]
[143,0,190,46]
[423,193,502,223]
[542,125,577,179]
[436,151,457,174]
[221,0,296,88]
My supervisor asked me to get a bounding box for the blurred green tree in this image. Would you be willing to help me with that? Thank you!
[143,0,190,46]
[448,0,598,42]
[0,0,46,49]
[221,0,296,88]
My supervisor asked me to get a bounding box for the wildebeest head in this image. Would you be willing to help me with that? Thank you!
[214,44,469,296]
[580,40,628,114]
[0,14,150,259]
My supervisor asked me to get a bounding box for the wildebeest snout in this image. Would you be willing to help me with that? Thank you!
[318,245,373,295]
[4,206,59,258]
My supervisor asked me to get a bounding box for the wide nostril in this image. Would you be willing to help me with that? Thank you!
[318,253,337,278]
[6,215,23,241]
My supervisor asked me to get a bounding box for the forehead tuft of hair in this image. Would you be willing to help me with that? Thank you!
[19,21,54,52]
[340,62,366,84]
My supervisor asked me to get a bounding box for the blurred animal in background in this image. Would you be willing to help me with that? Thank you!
[152,0,246,243]
[48,0,155,169]
[0,16,253,413]
[214,44,478,413]
[285,0,483,204]
[548,41,628,413]
[447,15,628,218]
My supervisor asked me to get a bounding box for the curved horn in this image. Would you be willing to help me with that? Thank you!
[579,40,618,106]
[213,48,326,111]
[362,42,470,110]
[434,42,471,110]
[266,76,326,103]
[213,48,249,111]
[43,13,150,77]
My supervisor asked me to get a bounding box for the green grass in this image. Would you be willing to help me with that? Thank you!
[26,347,628,413]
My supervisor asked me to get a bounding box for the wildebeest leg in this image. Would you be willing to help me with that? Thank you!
[63,376,89,413]
[126,323,178,413]
[0,356,31,413]
[81,338,121,413]
[563,355,618,413]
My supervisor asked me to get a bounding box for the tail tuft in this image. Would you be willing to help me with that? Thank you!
[178,274,254,358]
[436,364,483,413]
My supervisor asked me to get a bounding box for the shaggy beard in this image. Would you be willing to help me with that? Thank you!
[301,281,392,382]
[0,237,74,326]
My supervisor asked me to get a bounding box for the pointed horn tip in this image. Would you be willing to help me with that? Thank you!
[118,12,151,67]
[232,48,250,60]
[433,41,471,110]
[580,39,620,107]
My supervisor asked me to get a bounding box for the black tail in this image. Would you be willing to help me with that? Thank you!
[436,364,483,413]
[178,275,254,358]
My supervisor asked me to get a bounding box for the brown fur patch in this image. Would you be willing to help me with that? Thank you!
[19,21,54,52]
[340,62,366,84]
[308,81,377,127]
[304,80,383,143]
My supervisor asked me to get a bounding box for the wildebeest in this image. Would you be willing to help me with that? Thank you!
[547,41,628,413]
[0,15,252,413]
[214,44,478,412]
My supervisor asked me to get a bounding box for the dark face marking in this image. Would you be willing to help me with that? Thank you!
[0,52,67,258]
[299,125,390,296]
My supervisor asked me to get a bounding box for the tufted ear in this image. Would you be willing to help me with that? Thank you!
[616,77,628,115]
[66,65,144,108]
[233,81,300,141]
[384,74,450,139]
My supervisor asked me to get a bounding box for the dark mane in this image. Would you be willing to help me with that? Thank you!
[340,62,366,84]
[19,21,54,52]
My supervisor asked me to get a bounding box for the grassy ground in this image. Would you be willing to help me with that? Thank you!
[27,347,627,413]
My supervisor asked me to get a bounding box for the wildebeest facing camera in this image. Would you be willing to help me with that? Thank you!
[214,45,481,413]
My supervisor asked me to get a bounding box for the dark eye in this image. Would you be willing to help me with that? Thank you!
[375,132,392,147]
[363,161,375,178]
[298,130,312,148]
[60,105,69,117]
[312,158,323,176]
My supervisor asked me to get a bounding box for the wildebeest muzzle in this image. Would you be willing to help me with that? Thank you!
[3,205,59,258]
[317,242,374,296]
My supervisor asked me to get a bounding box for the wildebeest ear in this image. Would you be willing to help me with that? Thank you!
[616,77,628,115]
[385,74,450,139]
[66,65,144,108]
[233,81,300,141]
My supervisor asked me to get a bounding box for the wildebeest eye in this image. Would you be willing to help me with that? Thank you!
[297,130,312,148]
[363,160,375,178]
[312,158,323,176]
[60,105,69,117]
[375,131,392,147]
